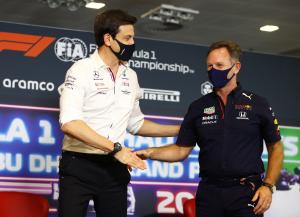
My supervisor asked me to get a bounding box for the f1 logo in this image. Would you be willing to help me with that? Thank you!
[0,32,55,57]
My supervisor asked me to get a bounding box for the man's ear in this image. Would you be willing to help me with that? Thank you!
[227,62,241,79]
[234,62,241,75]
[236,62,241,70]
[103,33,112,46]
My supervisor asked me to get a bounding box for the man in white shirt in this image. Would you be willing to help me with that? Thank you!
[58,9,179,217]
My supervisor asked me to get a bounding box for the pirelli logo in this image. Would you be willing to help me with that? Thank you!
[0,32,55,57]
[141,88,180,103]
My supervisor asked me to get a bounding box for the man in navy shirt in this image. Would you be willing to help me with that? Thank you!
[136,40,284,217]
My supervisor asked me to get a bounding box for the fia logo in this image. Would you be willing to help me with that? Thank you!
[54,37,88,62]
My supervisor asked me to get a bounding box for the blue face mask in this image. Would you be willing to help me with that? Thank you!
[208,65,235,88]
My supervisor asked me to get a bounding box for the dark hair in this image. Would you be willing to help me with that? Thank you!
[207,40,242,61]
[94,9,137,47]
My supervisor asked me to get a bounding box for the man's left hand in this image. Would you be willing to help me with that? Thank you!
[252,186,272,214]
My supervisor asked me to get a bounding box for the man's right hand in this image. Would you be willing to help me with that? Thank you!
[114,147,146,170]
[135,148,152,160]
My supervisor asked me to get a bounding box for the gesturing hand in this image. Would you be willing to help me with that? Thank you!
[114,147,146,170]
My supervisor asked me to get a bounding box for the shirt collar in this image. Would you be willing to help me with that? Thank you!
[90,50,107,69]
[212,82,243,99]
[229,82,243,98]
[91,50,129,71]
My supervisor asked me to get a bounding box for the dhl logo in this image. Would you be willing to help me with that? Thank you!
[0,32,55,57]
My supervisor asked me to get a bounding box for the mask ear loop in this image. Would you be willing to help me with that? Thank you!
[109,37,123,60]
[227,63,237,80]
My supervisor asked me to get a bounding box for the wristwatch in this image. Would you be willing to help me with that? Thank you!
[262,181,276,193]
[109,142,122,156]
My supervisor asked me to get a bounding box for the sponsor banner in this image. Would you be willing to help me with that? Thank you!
[280,126,300,172]
[0,22,95,108]
[0,106,62,178]
[262,126,300,174]
[0,104,199,216]
[141,88,181,103]
[129,49,195,74]
[0,21,206,115]
[129,184,197,216]
[1,104,300,216]
[1,21,300,125]
[1,21,300,217]
[0,32,55,57]
[264,126,300,217]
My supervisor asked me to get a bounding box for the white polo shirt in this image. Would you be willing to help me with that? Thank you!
[59,50,144,154]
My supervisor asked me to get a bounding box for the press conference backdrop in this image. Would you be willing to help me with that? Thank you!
[0,22,299,217]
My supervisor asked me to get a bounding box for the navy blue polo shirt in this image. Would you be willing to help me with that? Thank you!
[176,84,281,179]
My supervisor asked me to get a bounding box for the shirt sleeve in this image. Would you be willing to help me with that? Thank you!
[59,64,86,126]
[176,104,197,147]
[260,98,281,145]
[126,79,144,134]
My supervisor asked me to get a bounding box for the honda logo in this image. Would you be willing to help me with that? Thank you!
[239,111,247,118]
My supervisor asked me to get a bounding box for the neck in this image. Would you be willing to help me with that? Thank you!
[216,80,238,105]
[98,46,120,73]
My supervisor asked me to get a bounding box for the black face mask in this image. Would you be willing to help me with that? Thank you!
[111,38,135,61]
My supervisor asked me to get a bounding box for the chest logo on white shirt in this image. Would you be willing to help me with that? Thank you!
[93,70,103,80]
[120,80,131,95]
[122,81,130,87]
[121,90,131,95]
[64,75,76,90]
[94,81,109,94]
